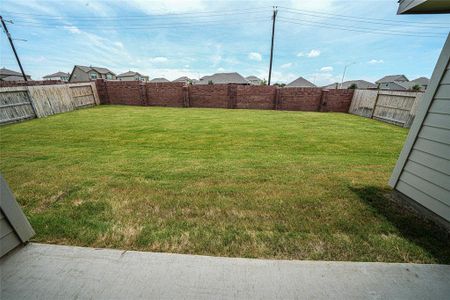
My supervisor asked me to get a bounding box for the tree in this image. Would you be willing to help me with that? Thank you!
[411,84,421,91]
[208,80,214,85]
[260,78,267,85]
[348,83,358,89]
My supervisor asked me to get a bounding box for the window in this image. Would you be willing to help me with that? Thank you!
[90,72,98,79]
[106,74,113,80]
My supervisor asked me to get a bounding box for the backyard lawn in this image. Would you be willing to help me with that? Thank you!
[0,106,448,263]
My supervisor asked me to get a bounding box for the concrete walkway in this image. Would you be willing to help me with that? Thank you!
[1,243,449,299]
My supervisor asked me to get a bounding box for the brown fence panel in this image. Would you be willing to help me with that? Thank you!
[0,87,36,124]
[348,89,424,127]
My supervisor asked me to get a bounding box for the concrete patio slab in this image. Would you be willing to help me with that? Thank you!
[1,243,449,299]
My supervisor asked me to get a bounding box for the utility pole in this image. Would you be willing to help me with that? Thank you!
[340,62,355,88]
[268,6,277,85]
[0,16,28,81]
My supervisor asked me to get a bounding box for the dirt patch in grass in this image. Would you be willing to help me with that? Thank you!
[1,106,449,263]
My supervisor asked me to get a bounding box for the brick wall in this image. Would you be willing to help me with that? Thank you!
[94,79,354,113]
[236,85,276,110]
[145,82,185,107]
[95,79,109,104]
[189,84,229,108]
[104,80,144,106]
[322,89,354,112]
[278,88,323,111]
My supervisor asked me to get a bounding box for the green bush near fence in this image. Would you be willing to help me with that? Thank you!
[1,106,448,263]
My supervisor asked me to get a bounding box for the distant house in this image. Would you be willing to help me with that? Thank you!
[408,76,430,91]
[246,75,263,85]
[43,71,70,81]
[323,80,377,89]
[69,65,116,82]
[286,77,316,88]
[197,72,248,85]
[375,74,409,90]
[117,71,149,81]
[149,77,170,83]
[173,76,191,84]
[0,67,31,81]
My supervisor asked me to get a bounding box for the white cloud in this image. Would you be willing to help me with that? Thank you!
[64,25,81,34]
[248,52,262,61]
[114,42,124,49]
[217,67,226,72]
[297,49,321,58]
[126,0,205,14]
[290,0,335,12]
[368,59,384,64]
[320,66,333,72]
[307,50,321,58]
[149,57,168,63]
[281,63,292,68]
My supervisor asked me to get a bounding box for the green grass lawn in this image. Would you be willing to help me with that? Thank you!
[1,106,449,263]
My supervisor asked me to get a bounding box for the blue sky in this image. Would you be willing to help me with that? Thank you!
[1,0,449,85]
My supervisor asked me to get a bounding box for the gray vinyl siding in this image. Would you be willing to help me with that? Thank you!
[395,63,450,222]
[69,67,90,82]
[0,209,21,257]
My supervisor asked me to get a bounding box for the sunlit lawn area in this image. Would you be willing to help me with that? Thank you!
[1,105,448,263]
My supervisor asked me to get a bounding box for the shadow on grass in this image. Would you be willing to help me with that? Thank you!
[350,186,450,264]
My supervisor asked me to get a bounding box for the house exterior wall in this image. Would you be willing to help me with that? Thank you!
[0,209,21,257]
[389,34,450,224]
[118,75,149,81]
[70,67,90,82]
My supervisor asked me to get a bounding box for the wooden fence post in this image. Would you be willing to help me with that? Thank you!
[370,90,381,119]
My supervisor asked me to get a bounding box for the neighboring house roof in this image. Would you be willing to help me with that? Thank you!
[375,74,409,83]
[173,76,190,83]
[0,67,22,77]
[117,71,146,77]
[43,71,70,78]
[198,72,248,84]
[0,67,30,80]
[1,75,27,81]
[379,81,408,90]
[75,65,116,75]
[410,77,430,85]
[395,81,427,91]
[397,0,450,14]
[286,77,316,87]
[149,77,170,83]
[323,80,377,89]
[245,76,263,85]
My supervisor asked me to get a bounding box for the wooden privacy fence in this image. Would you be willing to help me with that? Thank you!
[0,82,99,124]
[348,89,424,128]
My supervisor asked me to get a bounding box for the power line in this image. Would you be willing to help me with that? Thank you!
[278,18,447,38]
[281,10,449,29]
[1,7,271,20]
[8,18,270,30]
[278,6,450,26]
